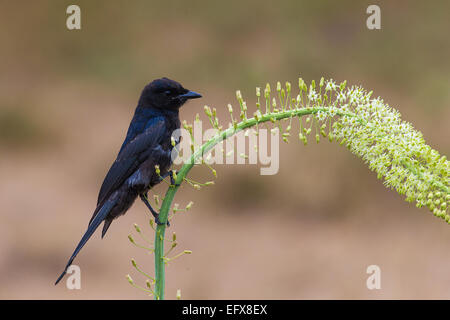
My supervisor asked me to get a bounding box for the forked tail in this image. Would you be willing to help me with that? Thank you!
[55,199,117,285]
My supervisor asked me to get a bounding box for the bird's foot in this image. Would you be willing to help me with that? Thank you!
[155,214,170,227]
[140,193,170,227]
[168,170,181,187]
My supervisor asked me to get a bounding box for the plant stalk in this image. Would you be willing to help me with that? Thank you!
[153,106,356,299]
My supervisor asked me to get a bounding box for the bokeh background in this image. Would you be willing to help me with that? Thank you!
[0,0,449,299]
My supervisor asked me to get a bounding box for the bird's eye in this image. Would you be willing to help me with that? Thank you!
[164,90,172,96]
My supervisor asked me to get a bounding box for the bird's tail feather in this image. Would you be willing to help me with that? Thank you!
[55,199,117,285]
[102,219,113,239]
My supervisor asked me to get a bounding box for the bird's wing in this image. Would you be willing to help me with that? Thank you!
[96,116,167,208]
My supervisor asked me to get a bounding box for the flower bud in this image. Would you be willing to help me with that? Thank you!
[126,274,134,285]
[236,90,242,99]
[185,201,194,210]
[203,105,212,117]
[264,83,271,98]
[298,78,306,92]
[285,81,291,94]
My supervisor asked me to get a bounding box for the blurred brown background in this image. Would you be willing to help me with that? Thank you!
[0,0,449,299]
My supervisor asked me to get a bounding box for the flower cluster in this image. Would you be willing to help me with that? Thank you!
[321,81,448,221]
[226,78,449,222]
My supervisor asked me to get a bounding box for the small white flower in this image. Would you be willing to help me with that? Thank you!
[337,91,346,103]
[308,89,318,102]
[316,111,327,121]
[325,79,337,91]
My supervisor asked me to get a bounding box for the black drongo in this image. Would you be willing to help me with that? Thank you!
[55,78,201,284]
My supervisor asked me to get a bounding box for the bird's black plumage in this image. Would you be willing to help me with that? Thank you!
[55,78,201,285]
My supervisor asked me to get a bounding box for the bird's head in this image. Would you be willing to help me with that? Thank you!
[139,77,202,110]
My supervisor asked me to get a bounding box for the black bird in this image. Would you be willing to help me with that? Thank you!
[55,78,201,285]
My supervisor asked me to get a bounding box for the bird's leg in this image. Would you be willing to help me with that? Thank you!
[159,171,170,181]
[139,193,170,226]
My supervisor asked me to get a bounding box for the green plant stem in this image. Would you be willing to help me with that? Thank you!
[144,76,450,299]
[153,106,358,300]
[153,104,449,299]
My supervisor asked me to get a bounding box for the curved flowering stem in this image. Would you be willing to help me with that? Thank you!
[149,78,449,300]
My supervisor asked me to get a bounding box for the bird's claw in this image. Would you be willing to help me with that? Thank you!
[155,215,170,227]
[162,170,180,186]
[170,170,181,187]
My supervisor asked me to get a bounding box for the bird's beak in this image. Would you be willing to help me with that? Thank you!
[179,90,202,100]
